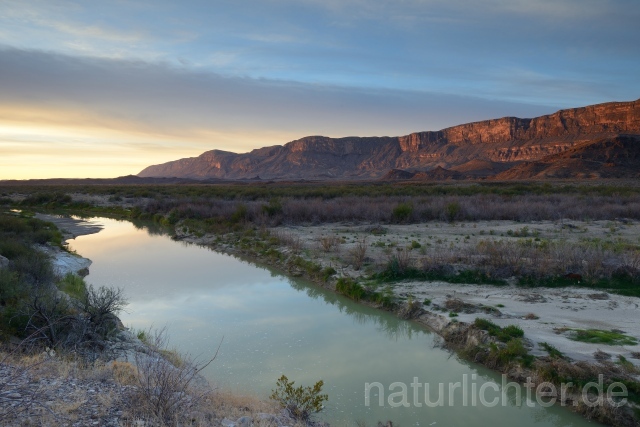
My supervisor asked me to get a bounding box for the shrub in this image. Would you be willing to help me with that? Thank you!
[474,318,500,334]
[349,238,367,270]
[12,252,54,289]
[386,249,411,276]
[491,338,530,366]
[336,278,366,301]
[318,235,341,252]
[0,239,30,260]
[21,192,72,206]
[445,202,461,222]
[321,266,337,282]
[262,198,283,217]
[474,319,524,342]
[0,269,23,307]
[392,203,413,222]
[130,328,219,426]
[79,285,127,339]
[501,325,524,339]
[270,374,328,421]
[230,204,248,223]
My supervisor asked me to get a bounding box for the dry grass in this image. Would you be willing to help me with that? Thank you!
[2,347,289,427]
[272,230,304,254]
[111,361,138,386]
[210,390,279,420]
[50,390,86,421]
[349,238,368,270]
[318,235,341,253]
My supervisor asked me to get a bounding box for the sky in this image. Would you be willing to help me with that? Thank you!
[1,0,639,179]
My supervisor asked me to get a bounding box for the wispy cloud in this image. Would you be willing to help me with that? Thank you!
[0,47,558,178]
[1,0,638,179]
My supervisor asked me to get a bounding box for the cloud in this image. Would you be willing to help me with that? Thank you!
[0,47,557,139]
[0,46,564,178]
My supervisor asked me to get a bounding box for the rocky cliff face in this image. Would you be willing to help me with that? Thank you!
[138,99,640,180]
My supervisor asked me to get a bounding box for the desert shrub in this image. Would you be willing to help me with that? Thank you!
[321,266,336,282]
[12,252,54,289]
[270,374,328,421]
[21,192,72,207]
[129,329,219,426]
[230,204,248,223]
[262,198,283,217]
[0,269,23,307]
[474,319,523,343]
[392,202,413,222]
[386,249,412,276]
[501,325,524,339]
[444,201,461,222]
[318,235,341,252]
[0,239,30,260]
[490,338,530,366]
[19,288,76,349]
[349,238,368,270]
[79,285,127,340]
[474,318,500,333]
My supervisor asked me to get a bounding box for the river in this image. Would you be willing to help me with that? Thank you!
[67,217,597,426]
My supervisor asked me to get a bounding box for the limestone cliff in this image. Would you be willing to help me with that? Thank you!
[138,99,640,180]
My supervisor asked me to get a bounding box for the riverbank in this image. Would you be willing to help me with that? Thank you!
[177,220,640,367]
[1,214,303,427]
[172,219,640,426]
[24,212,640,426]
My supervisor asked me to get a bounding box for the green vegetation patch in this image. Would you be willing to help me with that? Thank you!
[568,329,638,346]
[335,277,395,309]
[374,264,507,286]
[474,318,524,342]
[539,342,565,359]
[57,273,88,300]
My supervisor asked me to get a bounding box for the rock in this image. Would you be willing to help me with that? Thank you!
[138,99,640,181]
[256,413,277,421]
[0,254,9,269]
[236,416,252,427]
[221,418,236,427]
[35,244,92,277]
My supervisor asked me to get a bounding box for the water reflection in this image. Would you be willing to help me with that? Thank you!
[67,217,598,427]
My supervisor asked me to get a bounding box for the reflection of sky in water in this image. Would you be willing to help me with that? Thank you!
[68,218,596,427]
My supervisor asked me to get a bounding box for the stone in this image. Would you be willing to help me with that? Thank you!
[236,416,252,427]
[138,99,640,181]
[0,254,9,269]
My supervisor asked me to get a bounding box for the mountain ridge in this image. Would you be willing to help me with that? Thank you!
[138,98,640,181]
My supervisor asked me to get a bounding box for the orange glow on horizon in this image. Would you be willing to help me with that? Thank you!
[0,105,299,180]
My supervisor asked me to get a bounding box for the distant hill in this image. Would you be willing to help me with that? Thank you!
[138,99,640,181]
[0,175,225,186]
